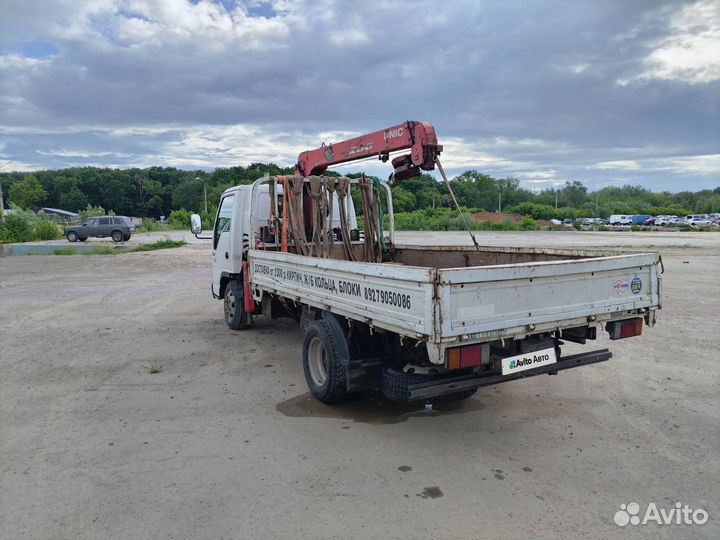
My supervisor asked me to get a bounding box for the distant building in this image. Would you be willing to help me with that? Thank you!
[37,207,82,223]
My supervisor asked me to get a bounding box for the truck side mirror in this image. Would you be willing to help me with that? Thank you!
[190,214,202,234]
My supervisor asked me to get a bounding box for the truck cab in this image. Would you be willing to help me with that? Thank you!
[199,183,359,302]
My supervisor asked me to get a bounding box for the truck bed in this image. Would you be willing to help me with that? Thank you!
[248,245,660,363]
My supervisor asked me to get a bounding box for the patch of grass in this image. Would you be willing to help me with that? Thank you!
[137,219,166,233]
[44,239,186,256]
[132,239,186,252]
[146,362,164,374]
[52,247,77,255]
[35,220,63,240]
[82,246,117,255]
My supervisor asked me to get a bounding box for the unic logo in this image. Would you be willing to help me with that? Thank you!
[614,502,708,527]
[384,127,404,140]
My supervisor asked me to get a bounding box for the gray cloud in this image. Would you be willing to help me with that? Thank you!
[0,0,718,191]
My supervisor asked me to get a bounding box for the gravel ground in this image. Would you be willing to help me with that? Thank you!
[0,231,718,540]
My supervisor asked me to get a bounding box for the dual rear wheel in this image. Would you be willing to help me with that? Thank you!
[301,318,477,404]
[303,320,347,403]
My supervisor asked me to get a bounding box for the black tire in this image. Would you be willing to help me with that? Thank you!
[66,231,78,242]
[79,237,87,242]
[224,280,250,330]
[111,230,124,242]
[381,367,478,404]
[303,320,347,403]
[124,234,131,241]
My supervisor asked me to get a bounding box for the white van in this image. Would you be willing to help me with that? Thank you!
[684,214,712,226]
[608,215,632,226]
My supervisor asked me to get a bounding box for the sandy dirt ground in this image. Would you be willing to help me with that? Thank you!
[0,231,718,540]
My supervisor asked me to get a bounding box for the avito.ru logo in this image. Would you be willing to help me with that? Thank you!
[614,502,708,527]
[509,354,550,371]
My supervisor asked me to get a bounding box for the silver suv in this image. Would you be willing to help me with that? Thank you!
[65,216,135,242]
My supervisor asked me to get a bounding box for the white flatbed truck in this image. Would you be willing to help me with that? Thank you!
[192,174,661,404]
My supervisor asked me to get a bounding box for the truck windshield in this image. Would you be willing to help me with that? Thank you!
[214,194,235,249]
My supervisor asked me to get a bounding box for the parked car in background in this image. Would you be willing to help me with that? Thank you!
[608,214,632,226]
[64,216,135,242]
[654,215,679,226]
[580,217,606,227]
[685,215,713,227]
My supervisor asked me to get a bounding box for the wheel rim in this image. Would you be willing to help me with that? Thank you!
[68,233,77,241]
[224,289,235,321]
[307,336,328,387]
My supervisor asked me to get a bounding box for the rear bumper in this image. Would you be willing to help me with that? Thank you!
[408,348,612,401]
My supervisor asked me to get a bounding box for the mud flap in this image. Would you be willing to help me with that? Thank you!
[242,261,254,313]
[320,311,384,392]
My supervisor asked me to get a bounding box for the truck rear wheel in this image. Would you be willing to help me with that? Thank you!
[224,280,250,330]
[303,320,347,403]
[381,367,478,404]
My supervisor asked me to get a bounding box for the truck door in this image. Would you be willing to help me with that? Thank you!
[212,194,236,297]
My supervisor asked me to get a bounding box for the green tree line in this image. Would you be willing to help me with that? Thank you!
[1,164,718,220]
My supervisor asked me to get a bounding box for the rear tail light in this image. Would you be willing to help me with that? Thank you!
[607,318,643,340]
[446,343,490,370]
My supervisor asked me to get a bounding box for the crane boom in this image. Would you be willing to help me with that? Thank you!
[295,120,443,181]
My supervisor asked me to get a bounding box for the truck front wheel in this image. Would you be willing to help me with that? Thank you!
[224,280,250,330]
[303,320,348,403]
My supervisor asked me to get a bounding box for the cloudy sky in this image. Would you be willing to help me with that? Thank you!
[0,0,718,191]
